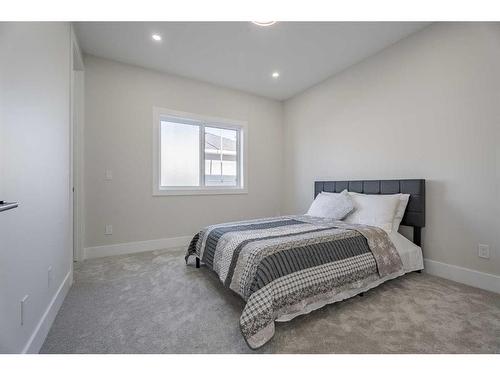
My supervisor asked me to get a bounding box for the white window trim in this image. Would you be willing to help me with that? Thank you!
[152,106,248,196]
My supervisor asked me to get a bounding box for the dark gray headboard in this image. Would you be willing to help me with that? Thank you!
[314,179,425,245]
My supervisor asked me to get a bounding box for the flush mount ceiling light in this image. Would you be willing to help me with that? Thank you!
[152,34,162,41]
[272,71,280,78]
[251,21,277,27]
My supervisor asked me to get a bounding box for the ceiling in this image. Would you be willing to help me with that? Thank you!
[75,22,430,101]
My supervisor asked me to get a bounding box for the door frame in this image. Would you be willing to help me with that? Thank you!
[70,25,85,262]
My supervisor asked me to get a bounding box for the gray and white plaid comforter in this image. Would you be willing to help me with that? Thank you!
[185,215,403,349]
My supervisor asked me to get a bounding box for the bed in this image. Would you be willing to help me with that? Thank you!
[185,179,425,349]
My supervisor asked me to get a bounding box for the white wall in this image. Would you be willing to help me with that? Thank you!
[84,56,283,250]
[283,22,500,276]
[0,23,72,353]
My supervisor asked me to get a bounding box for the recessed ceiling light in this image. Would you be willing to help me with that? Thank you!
[252,21,276,27]
[152,34,162,41]
[272,72,280,78]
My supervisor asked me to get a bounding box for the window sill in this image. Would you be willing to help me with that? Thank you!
[153,187,248,196]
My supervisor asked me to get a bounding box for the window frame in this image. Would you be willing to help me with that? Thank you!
[152,107,248,196]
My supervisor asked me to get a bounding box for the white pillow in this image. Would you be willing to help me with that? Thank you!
[392,194,410,232]
[343,192,401,233]
[306,190,354,220]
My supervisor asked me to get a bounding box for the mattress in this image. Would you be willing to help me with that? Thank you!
[389,231,424,272]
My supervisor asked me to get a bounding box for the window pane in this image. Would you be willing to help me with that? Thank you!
[160,121,199,187]
[204,126,237,186]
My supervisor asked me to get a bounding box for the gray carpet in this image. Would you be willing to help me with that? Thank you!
[41,248,500,353]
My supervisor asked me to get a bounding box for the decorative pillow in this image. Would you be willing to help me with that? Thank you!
[306,190,354,220]
[392,194,410,232]
[343,192,401,233]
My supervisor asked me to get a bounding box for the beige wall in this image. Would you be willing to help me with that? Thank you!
[84,23,500,277]
[84,56,283,248]
[283,23,500,275]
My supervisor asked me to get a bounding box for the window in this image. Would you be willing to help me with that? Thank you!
[153,107,247,195]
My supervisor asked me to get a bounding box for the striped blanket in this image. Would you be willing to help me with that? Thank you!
[185,215,403,349]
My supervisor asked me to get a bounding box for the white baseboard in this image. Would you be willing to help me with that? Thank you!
[424,258,500,294]
[83,235,192,260]
[22,269,73,354]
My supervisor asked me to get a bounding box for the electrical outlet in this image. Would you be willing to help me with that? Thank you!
[105,169,113,181]
[478,244,490,259]
[48,266,53,287]
[105,224,113,235]
[20,295,28,326]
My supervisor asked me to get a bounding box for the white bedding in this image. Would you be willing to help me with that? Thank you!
[389,231,424,272]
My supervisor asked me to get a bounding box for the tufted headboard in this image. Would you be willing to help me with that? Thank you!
[314,179,425,246]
